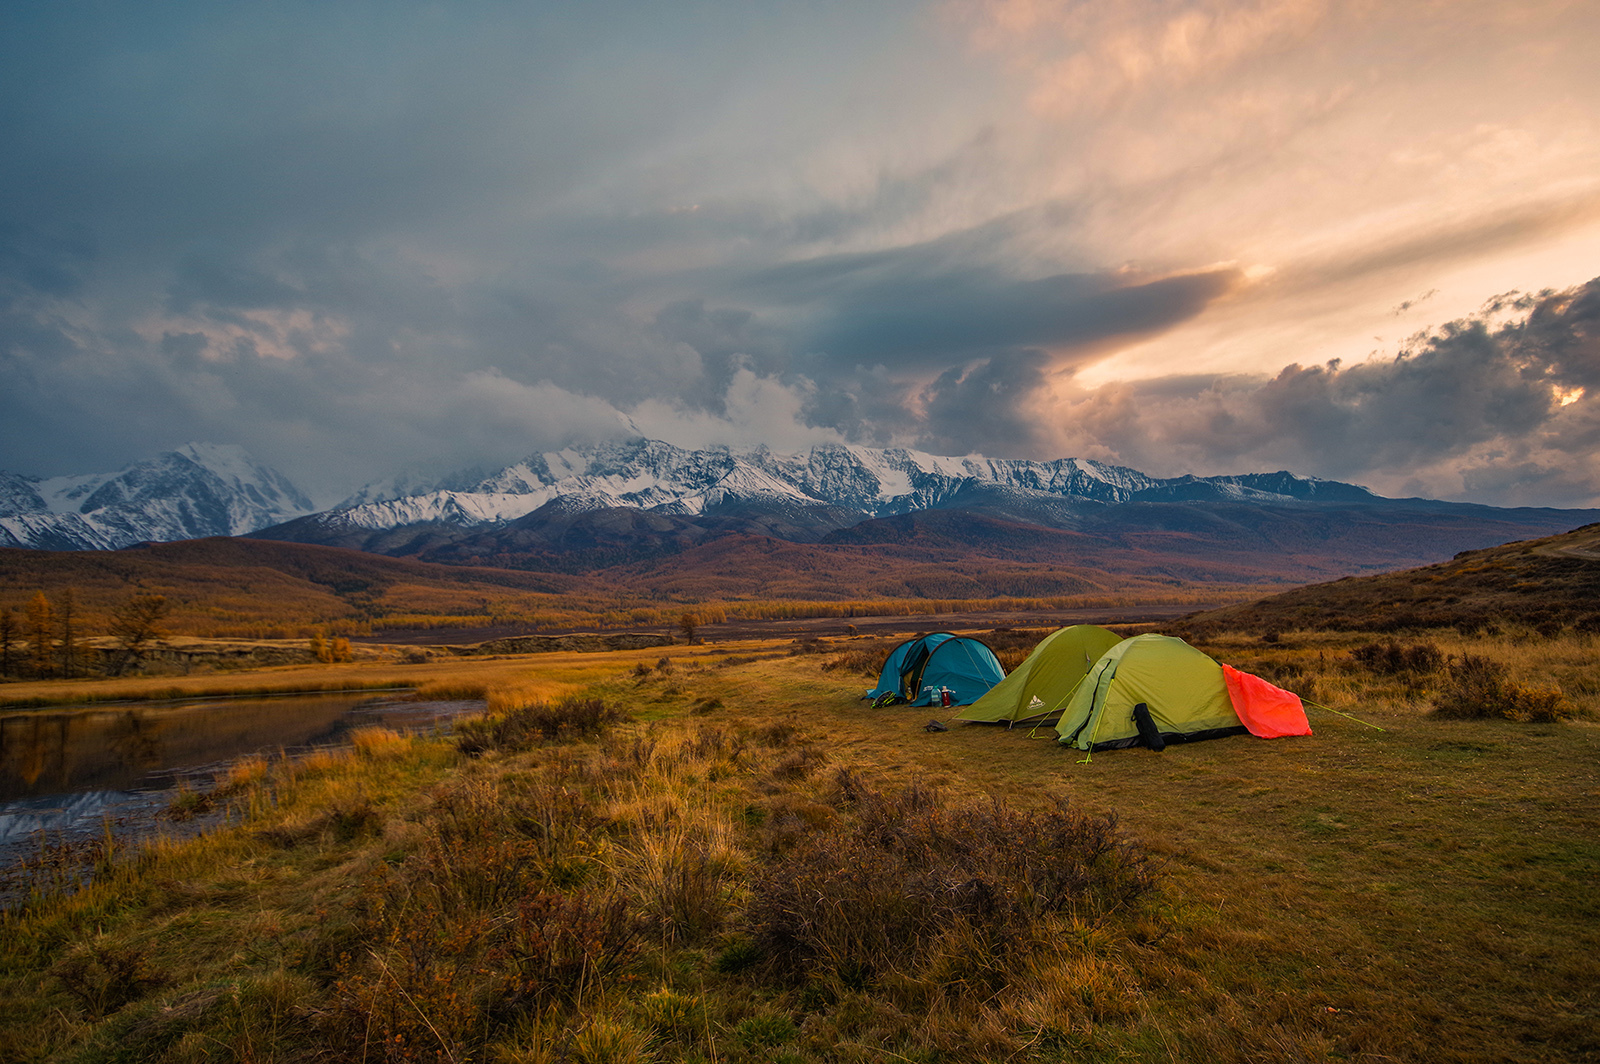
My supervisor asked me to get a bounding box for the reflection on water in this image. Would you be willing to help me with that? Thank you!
[0,693,483,847]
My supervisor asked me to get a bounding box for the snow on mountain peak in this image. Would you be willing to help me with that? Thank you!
[307,437,1367,535]
[0,445,317,550]
[1,437,1387,552]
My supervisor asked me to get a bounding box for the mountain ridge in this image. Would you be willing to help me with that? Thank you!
[0,444,314,551]
[5,439,1598,597]
[322,438,1362,528]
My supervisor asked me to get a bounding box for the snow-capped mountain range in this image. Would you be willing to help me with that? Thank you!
[309,436,1377,537]
[4,438,1591,567]
[0,443,315,551]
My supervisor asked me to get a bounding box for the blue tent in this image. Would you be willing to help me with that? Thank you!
[866,633,1005,706]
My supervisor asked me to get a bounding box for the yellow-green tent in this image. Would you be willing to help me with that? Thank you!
[1057,633,1303,751]
[954,625,1123,726]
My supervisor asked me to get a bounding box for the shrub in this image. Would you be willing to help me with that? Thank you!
[1432,654,1575,722]
[457,696,628,754]
[488,891,647,1011]
[333,881,645,1057]
[821,647,883,675]
[745,780,1154,985]
[620,830,740,944]
[1352,640,1444,675]
[52,943,164,1019]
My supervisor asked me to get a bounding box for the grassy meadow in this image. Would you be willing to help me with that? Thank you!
[0,627,1596,1063]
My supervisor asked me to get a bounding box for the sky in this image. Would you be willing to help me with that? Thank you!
[2,0,1599,509]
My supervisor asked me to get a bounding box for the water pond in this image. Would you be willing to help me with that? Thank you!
[0,692,484,890]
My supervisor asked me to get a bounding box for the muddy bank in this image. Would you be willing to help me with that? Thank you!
[0,693,485,907]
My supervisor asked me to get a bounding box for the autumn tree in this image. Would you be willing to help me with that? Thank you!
[106,593,171,677]
[26,592,54,679]
[56,586,81,678]
[0,607,16,678]
[679,610,699,644]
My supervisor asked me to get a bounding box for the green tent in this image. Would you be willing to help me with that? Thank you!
[1056,633,1311,751]
[954,624,1123,726]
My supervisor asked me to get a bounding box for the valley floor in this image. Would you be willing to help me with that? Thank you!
[1,631,1596,1063]
[355,603,1216,647]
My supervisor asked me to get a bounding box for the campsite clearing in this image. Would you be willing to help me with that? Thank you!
[0,631,1596,1063]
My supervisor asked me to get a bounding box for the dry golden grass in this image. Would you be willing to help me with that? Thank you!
[1,536,1273,648]
[0,640,726,709]
[0,630,1595,1063]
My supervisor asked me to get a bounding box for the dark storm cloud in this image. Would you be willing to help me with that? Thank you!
[1058,278,1600,505]
[916,349,1056,457]
[3,0,1597,510]
[743,233,1241,370]
[0,0,963,496]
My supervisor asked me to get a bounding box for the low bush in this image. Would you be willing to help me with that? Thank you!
[51,943,164,1020]
[822,645,886,675]
[1352,640,1444,675]
[745,775,1154,987]
[488,891,647,1011]
[457,696,628,754]
[1432,654,1575,722]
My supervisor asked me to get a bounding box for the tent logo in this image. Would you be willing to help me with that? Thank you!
[1027,696,1046,710]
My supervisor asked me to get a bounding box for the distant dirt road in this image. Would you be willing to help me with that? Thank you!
[1533,528,1600,560]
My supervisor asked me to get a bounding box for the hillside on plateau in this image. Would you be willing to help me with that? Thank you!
[1180,523,1600,635]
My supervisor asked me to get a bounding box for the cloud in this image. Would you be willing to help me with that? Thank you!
[629,363,845,453]
[1043,278,1600,506]
[746,237,1241,370]
[967,0,1334,116]
[915,348,1058,456]
[1,0,1598,512]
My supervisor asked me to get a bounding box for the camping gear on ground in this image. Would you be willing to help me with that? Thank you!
[865,632,1006,707]
[1055,633,1311,751]
[954,624,1123,726]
